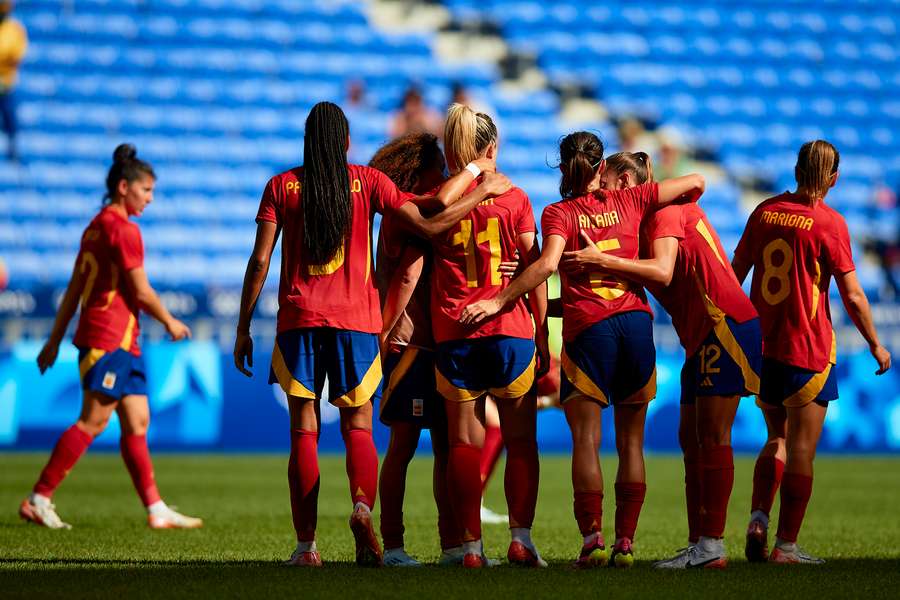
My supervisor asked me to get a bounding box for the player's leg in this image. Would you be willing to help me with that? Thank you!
[379,422,422,566]
[612,401,648,568]
[21,390,117,529]
[771,400,827,564]
[431,417,463,564]
[746,403,787,562]
[340,401,382,566]
[496,392,543,567]
[286,395,322,566]
[480,396,507,524]
[445,396,488,567]
[680,403,701,547]
[564,394,607,567]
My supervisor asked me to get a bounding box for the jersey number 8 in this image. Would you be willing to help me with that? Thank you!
[761,238,793,306]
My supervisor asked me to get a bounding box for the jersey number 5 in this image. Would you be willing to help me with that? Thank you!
[452,217,501,288]
[761,238,793,305]
[589,238,629,300]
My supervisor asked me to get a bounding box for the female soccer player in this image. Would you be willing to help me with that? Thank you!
[234,102,512,568]
[21,144,201,530]
[431,103,549,568]
[561,152,761,568]
[462,132,705,568]
[733,140,890,564]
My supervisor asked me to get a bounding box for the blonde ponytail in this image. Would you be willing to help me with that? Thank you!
[444,102,498,173]
[795,140,840,204]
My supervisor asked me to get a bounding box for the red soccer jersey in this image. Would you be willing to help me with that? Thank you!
[430,182,537,343]
[72,207,143,356]
[375,192,434,350]
[257,163,406,334]
[733,192,855,371]
[541,183,657,342]
[641,204,758,356]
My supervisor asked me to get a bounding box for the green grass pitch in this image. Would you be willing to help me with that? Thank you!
[2,453,899,598]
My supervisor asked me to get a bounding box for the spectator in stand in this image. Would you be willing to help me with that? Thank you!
[617,117,658,157]
[389,86,442,139]
[0,0,27,161]
[654,126,695,180]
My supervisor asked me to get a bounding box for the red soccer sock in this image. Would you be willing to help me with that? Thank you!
[614,482,647,541]
[683,448,702,544]
[343,428,378,510]
[120,434,162,507]
[504,438,539,529]
[288,429,320,542]
[33,425,94,498]
[573,491,604,537]
[776,472,813,544]
[698,445,734,539]
[480,426,504,494]
[448,443,482,542]
[433,450,461,550]
[751,455,785,516]
[379,453,408,550]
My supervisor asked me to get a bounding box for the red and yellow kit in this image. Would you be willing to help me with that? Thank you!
[540,183,658,342]
[72,207,143,356]
[256,164,406,335]
[430,181,537,344]
[733,192,855,372]
[642,203,758,356]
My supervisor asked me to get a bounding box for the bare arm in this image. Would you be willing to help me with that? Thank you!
[657,174,705,207]
[380,244,426,348]
[392,172,511,239]
[835,269,891,374]
[234,220,280,376]
[460,235,567,326]
[126,267,191,341]
[405,158,495,210]
[561,231,679,287]
[518,232,550,376]
[36,258,87,373]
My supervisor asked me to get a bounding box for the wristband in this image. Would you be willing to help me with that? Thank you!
[464,162,482,178]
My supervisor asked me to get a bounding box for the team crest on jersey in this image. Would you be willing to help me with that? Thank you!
[102,372,117,390]
[412,398,424,417]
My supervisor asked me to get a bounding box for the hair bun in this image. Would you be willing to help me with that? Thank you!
[113,143,137,163]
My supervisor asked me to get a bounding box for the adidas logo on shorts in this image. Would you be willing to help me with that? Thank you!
[102,372,117,390]
[700,376,713,388]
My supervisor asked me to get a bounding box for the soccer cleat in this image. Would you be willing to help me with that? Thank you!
[681,542,728,569]
[19,498,72,530]
[462,552,488,568]
[575,534,609,569]
[147,506,203,529]
[383,548,422,567]
[507,540,548,568]
[349,505,383,567]
[439,546,465,566]
[769,542,825,565]
[610,537,635,568]
[745,519,769,562]
[652,546,695,569]
[285,549,323,567]
[480,502,508,525]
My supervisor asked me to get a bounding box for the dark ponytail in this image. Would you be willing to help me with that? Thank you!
[302,101,351,265]
[558,131,604,198]
[104,143,155,203]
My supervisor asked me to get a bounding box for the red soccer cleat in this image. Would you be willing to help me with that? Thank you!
[575,535,609,569]
[285,550,323,567]
[349,506,383,567]
[507,540,547,567]
[462,552,486,568]
[745,520,769,563]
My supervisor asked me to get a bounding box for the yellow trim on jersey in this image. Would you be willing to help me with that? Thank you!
[435,368,484,403]
[78,348,107,379]
[119,314,136,351]
[810,260,822,322]
[271,343,316,399]
[712,318,761,395]
[695,219,726,267]
[331,352,383,408]
[621,367,657,404]
[829,330,837,364]
[489,351,536,399]
[560,347,609,406]
[380,347,419,417]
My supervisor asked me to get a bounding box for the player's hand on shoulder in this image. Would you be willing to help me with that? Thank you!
[36,340,60,374]
[871,343,891,375]
[166,318,192,341]
[233,330,254,377]
[480,172,512,197]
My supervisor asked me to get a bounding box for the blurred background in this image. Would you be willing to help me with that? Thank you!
[1,0,899,453]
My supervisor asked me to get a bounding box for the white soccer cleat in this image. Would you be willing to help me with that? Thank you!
[19,498,72,530]
[383,547,422,567]
[147,505,203,529]
[769,540,825,565]
[653,545,695,569]
[480,502,508,525]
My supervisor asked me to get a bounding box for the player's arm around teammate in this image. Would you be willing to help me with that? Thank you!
[23,144,200,531]
[562,152,761,568]
[732,140,890,564]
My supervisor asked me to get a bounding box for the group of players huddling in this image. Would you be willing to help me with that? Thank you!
[21,101,890,570]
